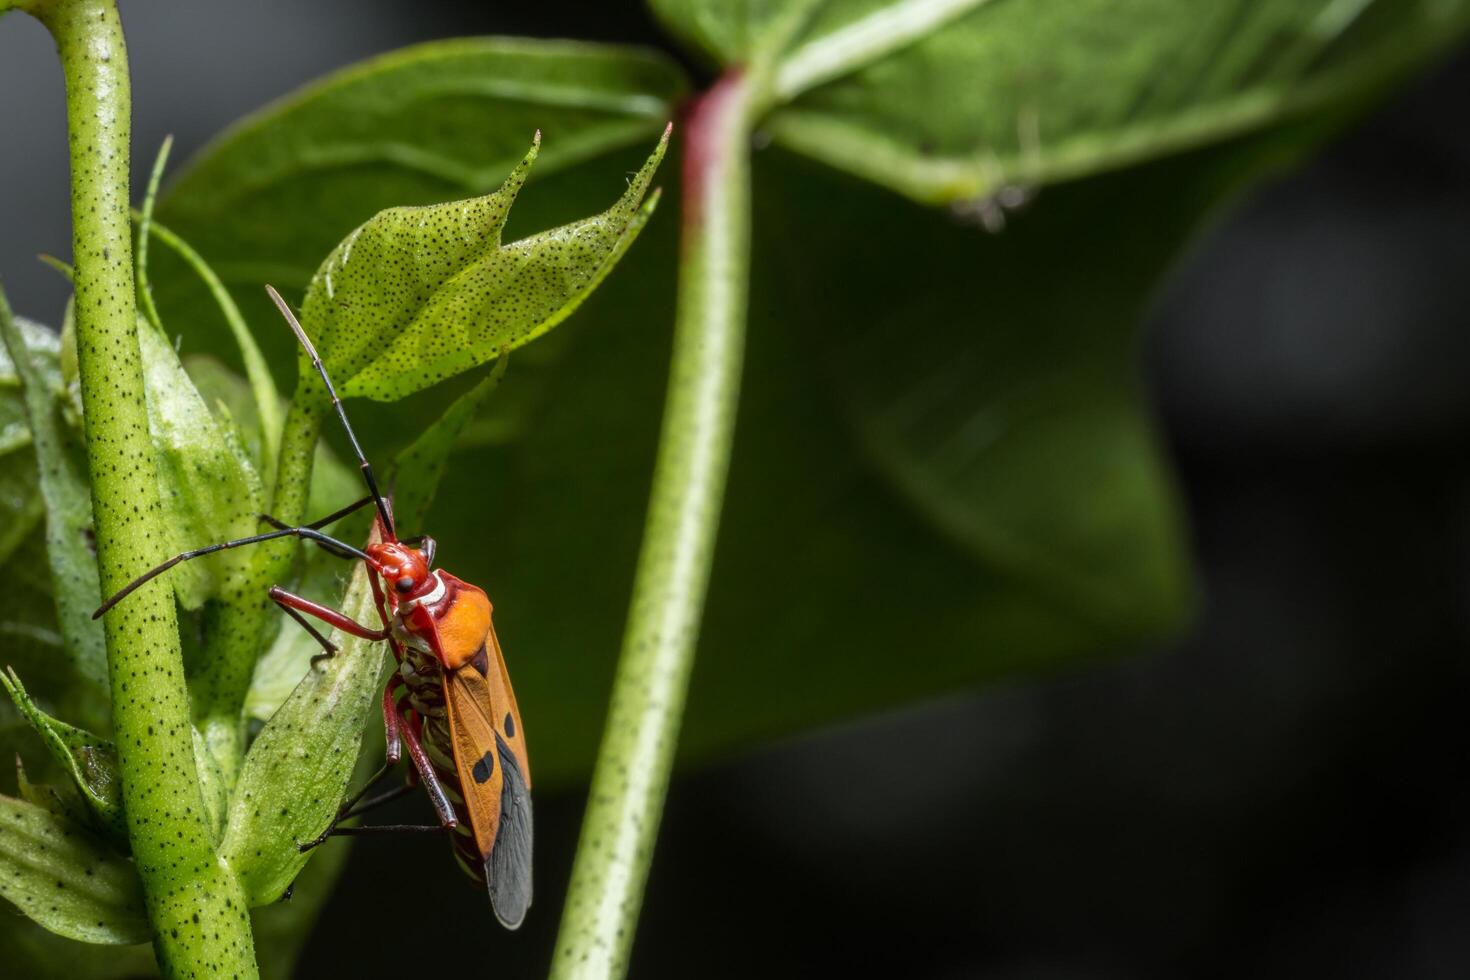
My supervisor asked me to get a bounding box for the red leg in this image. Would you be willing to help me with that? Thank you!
[366,571,408,670]
[269,586,389,640]
[401,716,457,829]
[278,602,338,662]
[382,678,403,766]
[367,572,390,629]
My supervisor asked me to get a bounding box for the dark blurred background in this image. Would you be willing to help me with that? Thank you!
[4,3,1470,978]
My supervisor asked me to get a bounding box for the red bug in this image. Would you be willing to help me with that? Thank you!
[94,285,532,928]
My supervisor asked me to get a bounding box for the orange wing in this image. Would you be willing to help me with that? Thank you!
[443,617,532,929]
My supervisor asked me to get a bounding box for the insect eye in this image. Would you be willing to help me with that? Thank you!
[395,576,414,593]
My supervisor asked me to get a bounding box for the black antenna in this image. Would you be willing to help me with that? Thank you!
[93,525,371,619]
[265,285,396,540]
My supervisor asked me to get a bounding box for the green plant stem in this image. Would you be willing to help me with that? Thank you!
[551,71,753,980]
[21,0,258,974]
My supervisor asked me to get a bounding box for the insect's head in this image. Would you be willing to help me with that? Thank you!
[367,541,431,598]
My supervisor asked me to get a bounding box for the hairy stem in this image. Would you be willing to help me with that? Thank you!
[552,71,753,980]
[21,0,257,974]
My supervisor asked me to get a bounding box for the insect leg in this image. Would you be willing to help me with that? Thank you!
[318,824,449,837]
[402,716,458,829]
[268,587,390,641]
[276,601,338,664]
[382,678,403,765]
[338,782,417,820]
[297,762,409,853]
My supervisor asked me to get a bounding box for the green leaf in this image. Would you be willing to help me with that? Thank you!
[0,291,107,693]
[136,316,264,609]
[645,0,825,66]
[153,38,687,378]
[0,531,66,692]
[293,128,667,402]
[751,134,1325,634]
[389,353,509,533]
[755,0,1470,202]
[0,317,55,569]
[1,669,125,847]
[0,925,153,980]
[0,795,148,945]
[148,15,1470,791]
[220,556,387,906]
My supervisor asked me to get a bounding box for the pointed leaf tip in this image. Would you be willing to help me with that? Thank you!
[301,130,670,402]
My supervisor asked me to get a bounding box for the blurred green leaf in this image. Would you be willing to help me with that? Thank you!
[0,925,154,980]
[658,0,1470,204]
[755,118,1343,635]
[0,794,148,945]
[390,354,508,533]
[1,668,125,848]
[0,317,55,568]
[137,316,264,609]
[293,129,666,402]
[0,532,65,694]
[0,292,107,694]
[189,356,366,725]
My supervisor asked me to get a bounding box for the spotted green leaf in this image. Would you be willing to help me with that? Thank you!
[294,128,667,403]
[0,315,54,569]
[153,38,688,386]
[0,795,148,945]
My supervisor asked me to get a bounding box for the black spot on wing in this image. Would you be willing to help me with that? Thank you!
[487,732,532,930]
[471,644,490,676]
[504,713,515,738]
[472,750,495,784]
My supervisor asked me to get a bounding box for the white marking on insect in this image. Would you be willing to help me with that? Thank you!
[401,570,447,612]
